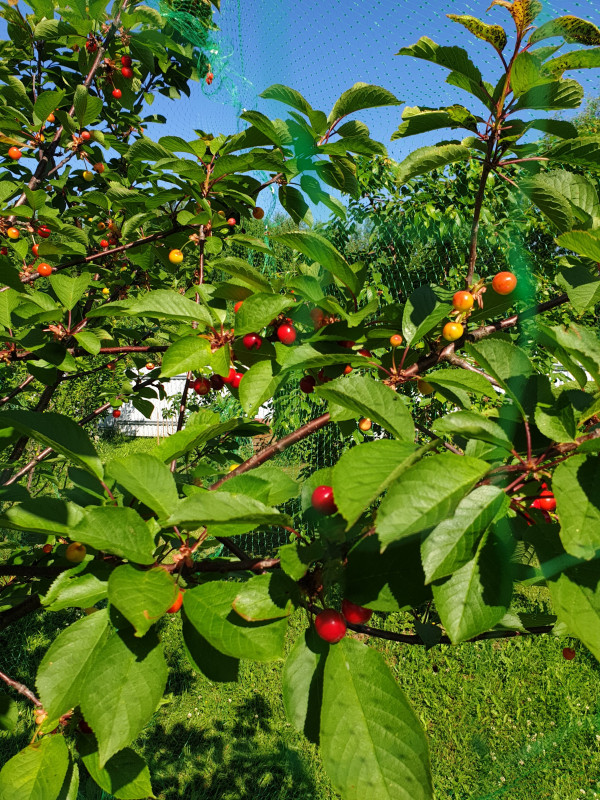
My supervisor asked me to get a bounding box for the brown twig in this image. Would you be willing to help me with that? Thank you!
[0,669,42,708]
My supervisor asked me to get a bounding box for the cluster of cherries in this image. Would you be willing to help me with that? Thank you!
[111,55,133,99]
[234,299,297,349]
[442,271,517,342]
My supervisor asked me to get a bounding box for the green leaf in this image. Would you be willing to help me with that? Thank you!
[73,331,101,356]
[557,230,600,262]
[396,36,482,84]
[42,562,109,612]
[510,51,546,97]
[425,368,494,408]
[550,324,600,386]
[402,285,450,346]
[89,290,212,325]
[238,359,282,417]
[159,336,211,378]
[77,735,154,800]
[73,85,89,128]
[512,78,584,111]
[527,118,578,139]
[543,48,600,78]
[80,628,167,767]
[183,582,287,661]
[344,536,431,612]
[259,85,314,117]
[107,566,178,637]
[283,628,328,745]
[376,453,489,550]
[421,485,509,583]
[554,454,600,559]
[530,15,600,45]
[181,610,239,682]
[0,735,70,800]
[556,262,600,314]
[233,572,299,620]
[106,454,179,519]
[447,14,507,52]
[0,410,102,478]
[464,339,535,415]
[36,610,110,720]
[432,527,513,642]
[127,136,175,161]
[395,144,470,185]
[392,105,479,141]
[234,292,294,336]
[316,374,415,441]
[320,637,432,800]
[279,185,313,226]
[32,90,65,126]
[279,540,324,581]
[0,694,17,731]
[517,175,575,232]
[332,440,420,527]
[209,256,271,292]
[327,82,401,124]
[0,498,84,535]
[546,136,600,169]
[73,507,156,564]
[534,391,577,442]
[166,492,284,537]
[272,231,361,297]
[432,411,513,450]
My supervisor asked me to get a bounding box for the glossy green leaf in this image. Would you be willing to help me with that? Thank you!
[328,82,401,124]
[272,231,361,297]
[320,637,432,800]
[0,498,84,535]
[159,336,212,378]
[421,485,509,583]
[396,36,482,83]
[181,610,239,682]
[517,175,575,232]
[432,411,513,450]
[402,284,450,345]
[77,735,154,800]
[73,507,156,564]
[49,274,90,310]
[234,292,295,336]
[395,143,470,185]
[464,339,534,415]
[36,609,110,720]
[80,628,167,767]
[183,582,287,661]
[0,735,70,800]
[283,628,329,744]
[166,491,284,537]
[0,694,17,731]
[543,48,600,77]
[106,453,179,519]
[233,572,299,620]
[209,256,271,292]
[376,453,489,550]
[557,230,600,262]
[42,562,110,612]
[554,454,600,559]
[259,84,314,116]
[447,14,507,52]
[316,374,414,441]
[546,136,600,169]
[107,566,178,637]
[530,15,600,45]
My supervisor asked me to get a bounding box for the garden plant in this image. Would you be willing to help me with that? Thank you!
[1,0,600,797]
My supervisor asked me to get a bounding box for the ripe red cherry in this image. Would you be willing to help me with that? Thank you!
[227,217,236,227]
[0,247,7,256]
[36,262,52,277]
[231,372,243,389]
[243,333,262,350]
[32,243,39,257]
[252,206,264,220]
[121,66,133,79]
[341,598,373,625]
[234,300,243,313]
[537,490,556,512]
[492,271,517,295]
[311,485,337,516]
[222,366,237,384]
[193,377,211,395]
[100,239,109,248]
[277,324,296,345]
[343,365,353,375]
[37,225,51,239]
[112,409,121,418]
[562,647,576,660]
[452,290,474,312]
[315,609,346,643]
[80,130,91,141]
[210,374,224,390]
[42,543,53,554]
[299,375,316,394]
[358,348,372,358]
[112,88,122,99]
[121,55,132,67]
[8,146,22,160]
[317,369,331,384]
[390,334,403,347]
[166,590,184,614]
[338,340,355,349]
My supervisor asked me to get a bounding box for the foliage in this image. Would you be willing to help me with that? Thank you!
[0,0,600,798]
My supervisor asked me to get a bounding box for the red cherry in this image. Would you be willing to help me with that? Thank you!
[32,244,39,257]
[100,239,109,248]
[341,598,373,625]
[492,271,517,295]
[0,247,7,256]
[227,217,236,227]
[277,324,296,345]
[317,369,331,384]
[205,72,214,85]
[314,609,346,644]
[310,308,325,326]
[78,719,93,734]
[234,300,243,313]
[222,367,236,384]
[193,377,211,395]
[537,490,556,512]
[210,374,224,390]
[36,262,52,277]
[166,590,184,614]
[112,409,121,418]
[358,349,371,358]
[338,340,355,349]
[121,55,132,67]
[112,88,122,99]
[8,146,22,160]
[562,647,576,660]
[343,365,353,375]
[121,66,133,79]
[42,543,53,554]
[231,372,243,389]
[299,375,316,394]
[452,290,474,312]
[37,225,51,239]
[390,334,403,347]
[80,130,91,141]
[243,333,262,350]
[311,485,337,516]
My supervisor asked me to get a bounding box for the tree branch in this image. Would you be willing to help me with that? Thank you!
[0,669,42,707]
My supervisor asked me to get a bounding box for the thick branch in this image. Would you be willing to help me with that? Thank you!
[0,374,35,406]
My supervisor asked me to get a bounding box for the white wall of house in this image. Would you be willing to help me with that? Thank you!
[100,372,187,438]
